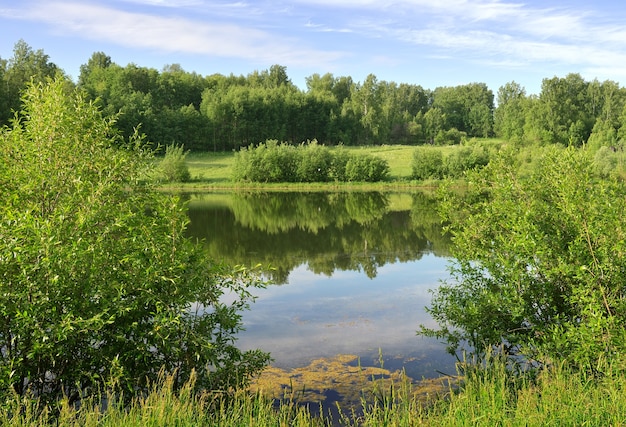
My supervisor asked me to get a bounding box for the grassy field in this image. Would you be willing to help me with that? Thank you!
[166,144,465,191]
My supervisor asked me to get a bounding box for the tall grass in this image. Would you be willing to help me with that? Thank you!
[0,371,329,427]
[4,356,625,426]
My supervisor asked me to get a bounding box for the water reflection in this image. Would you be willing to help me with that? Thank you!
[186,191,451,284]
[185,191,457,382]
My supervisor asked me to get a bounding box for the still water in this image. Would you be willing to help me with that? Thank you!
[186,191,458,405]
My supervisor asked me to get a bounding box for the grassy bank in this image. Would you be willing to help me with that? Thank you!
[5,357,626,426]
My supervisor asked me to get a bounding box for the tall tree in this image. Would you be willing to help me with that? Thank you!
[1,40,61,125]
[494,81,527,141]
[537,73,592,145]
[432,83,494,137]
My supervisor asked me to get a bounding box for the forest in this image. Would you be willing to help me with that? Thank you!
[3,39,626,152]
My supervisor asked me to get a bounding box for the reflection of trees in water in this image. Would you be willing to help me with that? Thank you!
[186,192,451,284]
[410,191,452,258]
[231,192,388,233]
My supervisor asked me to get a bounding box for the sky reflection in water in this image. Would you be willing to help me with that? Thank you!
[237,256,456,379]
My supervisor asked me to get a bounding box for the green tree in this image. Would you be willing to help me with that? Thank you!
[588,80,626,150]
[536,73,593,145]
[432,83,494,137]
[78,51,112,88]
[423,147,626,370]
[494,81,527,141]
[423,107,446,144]
[0,78,269,404]
[1,40,61,125]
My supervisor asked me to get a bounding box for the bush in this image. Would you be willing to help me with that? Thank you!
[593,145,626,178]
[233,140,299,183]
[444,145,490,177]
[435,128,466,145]
[159,144,191,182]
[411,146,444,180]
[233,140,389,183]
[423,147,626,370]
[0,79,269,405]
[329,146,350,182]
[344,153,390,182]
[296,140,332,182]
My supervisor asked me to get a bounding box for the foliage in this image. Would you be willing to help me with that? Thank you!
[593,145,626,177]
[432,83,494,137]
[328,146,351,181]
[411,146,445,180]
[411,144,490,180]
[232,140,389,183]
[0,39,61,126]
[0,78,269,405]
[493,81,527,142]
[443,145,490,177]
[296,141,333,182]
[434,128,467,145]
[158,143,191,182]
[232,139,299,182]
[10,39,626,156]
[422,146,626,370]
[344,153,390,182]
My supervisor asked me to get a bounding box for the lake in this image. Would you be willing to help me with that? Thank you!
[185,191,458,411]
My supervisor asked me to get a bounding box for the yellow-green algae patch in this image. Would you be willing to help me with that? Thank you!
[249,354,456,410]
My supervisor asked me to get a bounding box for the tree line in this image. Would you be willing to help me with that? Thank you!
[3,39,626,153]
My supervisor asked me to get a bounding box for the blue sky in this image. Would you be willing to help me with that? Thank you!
[2,0,626,95]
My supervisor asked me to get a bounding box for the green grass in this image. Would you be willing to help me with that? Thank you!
[185,151,235,184]
[5,357,626,426]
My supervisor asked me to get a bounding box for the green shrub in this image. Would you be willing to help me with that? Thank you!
[296,140,332,182]
[0,79,269,405]
[345,153,390,182]
[233,140,300,183]
[329,146,350,181]
[435,128,466,145]
[593,145,626,178]
[233,140,389,183]
[424,147,626,371]
[159,144,191,182]
[444,145,490,178]
[411,146,444,180]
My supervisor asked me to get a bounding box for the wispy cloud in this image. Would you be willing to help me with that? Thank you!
[3,0,626,89]
[119,0,205,7]
[293,0,626,79]
[11,1,344,67]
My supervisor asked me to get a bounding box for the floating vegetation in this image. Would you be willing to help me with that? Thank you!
[249,353,456,414]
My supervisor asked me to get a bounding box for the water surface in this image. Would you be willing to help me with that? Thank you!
[186,191,457,403]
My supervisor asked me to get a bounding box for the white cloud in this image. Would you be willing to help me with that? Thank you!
[296,0,626,79]
[119,0,205,7]
[16,1,344,67]
[4,0,626,89]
